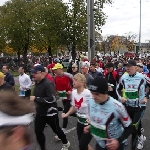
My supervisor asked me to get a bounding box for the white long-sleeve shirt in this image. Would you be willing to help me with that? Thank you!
[19,73,32,91]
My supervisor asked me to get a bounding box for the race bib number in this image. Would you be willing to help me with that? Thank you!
[77,113,87,124]
[125,89,138,100]
[58,91,67,99]
[19,90,25,96]
[90,123,107,139]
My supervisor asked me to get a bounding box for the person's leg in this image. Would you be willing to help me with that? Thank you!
[131,109,145,150]
[76,122,83,141]
[46,114,68,144]
[95,143,106,150]
[117,143,126,150]
[62,100,71,129]
[25,89,31,98]
[77,122,92,150]
[34,115,46,150]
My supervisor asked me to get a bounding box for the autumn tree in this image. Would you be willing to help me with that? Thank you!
[100,34,137,55]
[63,0,112,60]
[0,0,35,63]
[30,0,67,61]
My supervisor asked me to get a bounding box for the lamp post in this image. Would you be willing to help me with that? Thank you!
[87,0,95,61]
[139,0,141,53]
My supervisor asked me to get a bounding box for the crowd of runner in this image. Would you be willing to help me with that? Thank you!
[0,53,149,150]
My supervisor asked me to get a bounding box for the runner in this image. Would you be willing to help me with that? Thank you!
[52,63,73,132]
[62,73,93,150]
[105,62,119,99]
[116,59,148,150]
[84,76,134,150]
[30,65,70,150]
[81,61,93,88]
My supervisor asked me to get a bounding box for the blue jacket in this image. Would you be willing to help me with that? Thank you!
[89,70,103,79]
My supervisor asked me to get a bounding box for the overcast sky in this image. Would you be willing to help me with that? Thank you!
[0,0,150,42]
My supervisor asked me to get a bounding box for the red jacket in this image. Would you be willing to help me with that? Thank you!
[45,74,54,83]
[54,72,73,100]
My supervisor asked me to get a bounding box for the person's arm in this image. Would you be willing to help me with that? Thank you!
[116,79,124,100]
[25,75,32,89]
[116,74,120,84]
[145,82,150,99]
[35,82,56,104]
[116,103,135,144]
[62,106,76,118]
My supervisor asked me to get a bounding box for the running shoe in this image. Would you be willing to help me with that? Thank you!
[137,135,146,149]
[61,141,70,150]
[54,135,61,141]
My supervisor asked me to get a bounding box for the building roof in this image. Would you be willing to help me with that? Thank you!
[136,43,150,48]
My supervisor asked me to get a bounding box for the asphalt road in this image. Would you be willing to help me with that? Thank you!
[14,77,150,150]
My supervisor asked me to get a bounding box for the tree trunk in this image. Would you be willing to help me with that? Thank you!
[17,48,20,66]
[71,43,76,60]
[48,45,53,63]
[23,43,28,63]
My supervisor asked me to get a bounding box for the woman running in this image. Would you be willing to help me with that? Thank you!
[62,73,93,150]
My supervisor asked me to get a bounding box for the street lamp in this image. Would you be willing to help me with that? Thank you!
[87,0,95,61]
[139,0,141,53]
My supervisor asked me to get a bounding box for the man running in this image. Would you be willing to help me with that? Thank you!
[116,59,148,150]
[30,65,70,150]
[52,63,73,132]
[84,77,134,150]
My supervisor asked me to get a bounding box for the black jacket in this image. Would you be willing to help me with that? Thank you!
[34,78,57,116]
[4,73,15,86]
[0,83,13,92]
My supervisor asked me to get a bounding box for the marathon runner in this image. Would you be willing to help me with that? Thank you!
[84,76,134,150]
[116,59,148,150]
[62,73,93,150]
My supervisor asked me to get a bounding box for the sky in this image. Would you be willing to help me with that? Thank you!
[0,0,150,43]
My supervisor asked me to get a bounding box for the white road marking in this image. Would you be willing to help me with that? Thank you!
[65,127,76,134]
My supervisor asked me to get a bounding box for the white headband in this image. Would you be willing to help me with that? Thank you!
[0,111,33,127]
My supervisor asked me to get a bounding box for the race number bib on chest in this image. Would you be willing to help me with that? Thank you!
[125,89,138,100]
[77,113,87,124]
[90,123,107,139]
